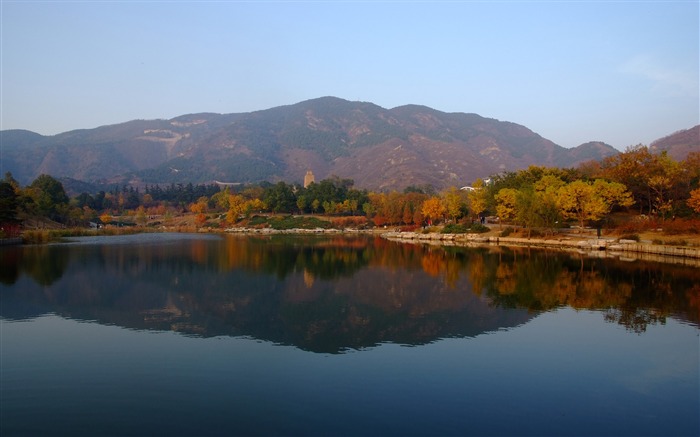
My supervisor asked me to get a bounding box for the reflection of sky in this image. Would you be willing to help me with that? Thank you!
[2,309,698,436]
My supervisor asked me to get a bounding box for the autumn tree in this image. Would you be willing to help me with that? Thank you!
[532,175,565,232]
[599,145,681,216]
[515,188,542,237]
[558,180,633,229]
[494,188,517,227]
[99,212,113,225]
[467,179,489,221]
[226,194,247,224]
[190,196,209,228]
[688,189,700,214]
[443,186,467,223]
[421,196,446,225]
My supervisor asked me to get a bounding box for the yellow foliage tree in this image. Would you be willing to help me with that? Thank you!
[467,179,489,220]
[688,188,700,214]
[443,186,466,223]
[226,194,246,224]
[99,212,112,225]
[189,196,208,214]
[494,188,518,226]
[558,180,633,228]
[421,196,446,225]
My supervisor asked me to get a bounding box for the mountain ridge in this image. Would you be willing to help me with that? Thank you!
[3,96,683,191]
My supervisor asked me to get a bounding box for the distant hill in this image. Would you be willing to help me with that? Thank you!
[1,97,624,191]
[649,125,699,161]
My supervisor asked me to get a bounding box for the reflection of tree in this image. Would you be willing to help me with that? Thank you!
[474,247,699,332]
[603,308,666,334]
[19,245,69,286]
[0,247,21,285]
[218,235,371,280]
[4,234,698,350]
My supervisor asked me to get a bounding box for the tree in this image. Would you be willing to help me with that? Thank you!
[558,181,606,229]
[443,186,467,223]
[0,181,19,224]
[421,196,446,225]
[515,188,541,237]
[296,195,308,214]
[494,188,518,227]
[557,180,632,229]
[28,174,69,220]
[3,172,19,190]
[600,145,661,215]
[135,206,148,226]
[688,189,700,214]
[212,187,231,211]
[533,176,565,233]
[226,194,247,224]
[362,201,375,221]
[264,182,296,214]
[189,196,208,214]
[99,213,112,225]
[467,179,489,221]
[244,198,265,217]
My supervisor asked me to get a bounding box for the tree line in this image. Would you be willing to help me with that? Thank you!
[1,145,699,236]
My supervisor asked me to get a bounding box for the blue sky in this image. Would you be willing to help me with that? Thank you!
[2,1,698,150]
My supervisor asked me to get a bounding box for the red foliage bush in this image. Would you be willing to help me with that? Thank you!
[662,218,700,235]
[615,217,700,235]
[331,216,368,228]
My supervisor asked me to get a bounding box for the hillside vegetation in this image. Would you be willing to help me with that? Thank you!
[2,145,699,247]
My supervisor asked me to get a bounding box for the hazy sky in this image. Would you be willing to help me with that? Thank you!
[2,1,698,150]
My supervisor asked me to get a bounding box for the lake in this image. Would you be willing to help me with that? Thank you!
[1,233,698,436]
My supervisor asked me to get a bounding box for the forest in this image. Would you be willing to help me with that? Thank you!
[1,145,699,239]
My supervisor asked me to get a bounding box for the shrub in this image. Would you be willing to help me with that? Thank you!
[330,216,368,229]
[619,234,640,242]
[500,227,515,237]
[441,223,469,234]
[468,223,490,234]
[528,228,544,238]
[662,219,700,235]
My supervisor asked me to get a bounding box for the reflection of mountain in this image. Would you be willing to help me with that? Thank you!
[0,235,533,352]
[1,234,698,352]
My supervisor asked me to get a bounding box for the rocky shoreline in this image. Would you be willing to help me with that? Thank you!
[380,230,700,266]
[218,225,700,265]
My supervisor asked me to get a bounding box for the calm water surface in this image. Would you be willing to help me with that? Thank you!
[1,233,698,436]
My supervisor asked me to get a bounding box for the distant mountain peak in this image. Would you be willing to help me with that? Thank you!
[0,98,656,190]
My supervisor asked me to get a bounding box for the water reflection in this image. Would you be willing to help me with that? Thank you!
[1,234,698,352]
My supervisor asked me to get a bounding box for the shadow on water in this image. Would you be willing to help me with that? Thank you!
[1,233,698,352]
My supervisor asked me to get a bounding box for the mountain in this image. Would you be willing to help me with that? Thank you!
[649,125,699,161]
[2,97,621,191]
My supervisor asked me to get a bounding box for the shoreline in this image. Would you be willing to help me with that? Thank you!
[218,225,700,265]
[380,230,700,266]
[10,225,700,266]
